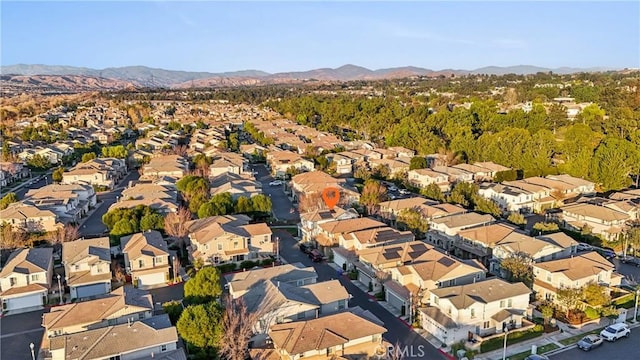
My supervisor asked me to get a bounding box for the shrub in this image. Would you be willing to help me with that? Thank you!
[163,300,184,325]
[585,307,600,320]
[261,258,274,266]
[480,325,544,353]
[240,260,259,270]
[216,263,237,274]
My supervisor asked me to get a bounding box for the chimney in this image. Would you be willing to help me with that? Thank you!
[277,281,280,288]
[127,318,131,327]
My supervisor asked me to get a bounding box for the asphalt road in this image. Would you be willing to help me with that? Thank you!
[79,170,141,237]
[0,309,46,360]
[15,174,53,199]
[611,258,640,284]
[252,164,299,223]
[550,327,639,360]
[274,229,447,360]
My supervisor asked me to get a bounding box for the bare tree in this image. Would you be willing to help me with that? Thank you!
[112,262,126,283]
[164,207,192,255]
[52,224,80,245]
[169,145,189,157]
[0,224,28,250]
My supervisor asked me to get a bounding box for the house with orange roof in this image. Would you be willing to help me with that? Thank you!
[0,247,53,312]
[121,231,170,289]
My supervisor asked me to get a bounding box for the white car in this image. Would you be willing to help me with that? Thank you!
[269,180,283,186]
[399,189,410,195]
[600,323,630,341]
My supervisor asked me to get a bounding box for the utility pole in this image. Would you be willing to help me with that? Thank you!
[408,292,413,326]
[502,323,509,360]
[634,287,639,322]
[276,236,280,263]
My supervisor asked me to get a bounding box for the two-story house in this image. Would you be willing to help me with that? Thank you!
[290,171,360,206]
[432,165,474,184]
[419,278,531,345]
[408,168,450,192]
[491,232,578,274]
[142,155,189,180]
[187,215,273,265]
[225,263,318,299]
[315,217,387,255]
[241,279,350,334]
[0,202,61,233]
[41,287,153,338]
[532,251,621,302]
[299,206,359,243]
[210,172,262,200]
[45,314,180,360]
[478,182,536,213]
[121,231,170,289]
[268,312,387,360]
[62,238,112,299]
[266,150,315,178]
[557,203,630,241]
[209,152,247,177]
[427,212,495,251]
[0,248,53,311]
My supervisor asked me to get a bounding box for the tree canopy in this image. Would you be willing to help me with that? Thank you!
[184,267,223,304]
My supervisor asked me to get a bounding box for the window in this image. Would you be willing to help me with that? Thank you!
[507,299,512,308]
[161,344,167,352]
[31,274,40,281]
[138,259,144,268]
[546,274,552,282]
[499,300,505,308]
[338,299,346,310]
[108,319,117,326]
[433,296,439,305]
[9,277,16,286]
[217,243,223,251]
[74,265,80,271]
[470,308,476,318]
[234,241,239,248]
[483,321,490,329]
[156,257,163,264]
[138,313,145,320]
[96,266,103,273]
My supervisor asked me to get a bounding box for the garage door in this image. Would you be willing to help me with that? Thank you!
[138,272,166,287]
[386,289,405,311]
[333,251,347,269]
[358,271,372,287]
[4,293,43,311]
[76,283,107,299]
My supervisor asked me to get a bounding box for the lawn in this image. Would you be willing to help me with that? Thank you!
[559,328,603,346]
[508,343,559,360]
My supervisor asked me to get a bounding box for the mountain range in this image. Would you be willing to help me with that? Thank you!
[0,63,615,91]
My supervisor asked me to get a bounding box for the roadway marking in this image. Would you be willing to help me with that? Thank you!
[0,328,44,339]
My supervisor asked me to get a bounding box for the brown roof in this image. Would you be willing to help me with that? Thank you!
[409,251,482,282]
[292,171,346,186]
[378,197,435,211]
[269,312,386,355]
[0,282,48,297]
[345,227,414,246]
[319,217,386,235]
[42,287,153,331]
[359,241,433,267]
[49,314,177,359]
[120,230,169,260]
[533,251,614,280]
[0,247,52,277]
[431,278,530,309]
[561,203,630,222]
[0,202,57,220]
[457,223,517,246]
[242,223,272,236]
[62,238,110,266]
[431,212,495,229]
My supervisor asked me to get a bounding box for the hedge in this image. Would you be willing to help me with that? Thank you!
[480,325,544,353]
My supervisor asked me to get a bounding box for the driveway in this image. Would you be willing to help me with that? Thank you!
[0,309,47,360]
[274,229,447,359]
[252,164,299,223]
[79,170,141,237]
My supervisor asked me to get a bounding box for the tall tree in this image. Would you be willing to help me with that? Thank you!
[0,192,19,210]
[556,287,584,317]
[397,208,429,238]
[0,224,28,250]
[184,267,223,304]
[177,302,223,350]
[500,252,534,288]
[421,183,445,202]
[409,156,428,170]
[52,167,65,183]
[360,179,388,215]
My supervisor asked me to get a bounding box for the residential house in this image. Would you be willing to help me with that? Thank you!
[419,278,531,345]
[209,152,247,177]
[408,169,450,192]
[478,182,536,213]
[427,212,495,251]
[240,143,267,160]
[473,162,512,179]
[609,188,640,201]
[545,174,596,196]
[266,150,314,178]
[603,200,640,221]
[111,180,179,215]
[268,312,386,360]
[0,202,61,233]
[45,314,179,360]
[532,251,621,302]
[142,155,189,180]
[491,231,578,274]
[0,161,30,186]
[61,158,126,190]
[432,165,474,184]
[368,157,411,177]
[241,279,350,333]
[339,227,414,252]
[41,287,153,338]
[451,163,495,182]
[225,263,318,298]
[0,248,53,311]
[187,215,273,264]
[299,206,359,243]
[314,217,387,254]
[62,238,112,299]
[557,203,630,241]
[387,146,416,158]
[290,171,360,206]
[210,172,262,200]
[121,231,170,289]
[24,183,96,224]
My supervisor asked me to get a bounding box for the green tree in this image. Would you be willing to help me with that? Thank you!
[1,141,11,161]
[140,213,164,231]
[0,192,19,210]
[110,218,137,237]
[372,164,390,179]
[583,283,610,307]
[163,300,184,325]
[409,156,428,170]
[532,222,559,235]
[556,287,584,317]
[177,302,223,349]
[26,154,52,170]
[420,183,445,202]
[234,196,253,214]
[81,152,97,162]
[500,253,534,288]
[397,208,429,238]
[250,194,272,214]
[448,182,479,207]
[101,145,128,159]
[52,167,65,183]
[589,137,637,191]
[507,213,527,227]
[198,193,234,218]
[472,195,501,217]
[360,179,388,215]
[184,267,223,304]
[540,303,555,325]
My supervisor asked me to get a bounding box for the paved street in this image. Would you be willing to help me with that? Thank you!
[274,230,448,360]
[612,258,640,283]
[252,164,299,223]
[14,173,52,199]
[0,309,47,360]
[148,282,186,305]
[79,170,141,237]
[550,328,639,360]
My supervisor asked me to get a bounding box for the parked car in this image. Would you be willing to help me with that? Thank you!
[269,180,283,186]
[299,242,312,254]
[309,249,323,262]
[577,334,603,351]
[577,243,593,252]
[399,189,411,195]
[597,248,616,259]
[600,323,631,341]
[621,256,640,267]
[524,355,549,360]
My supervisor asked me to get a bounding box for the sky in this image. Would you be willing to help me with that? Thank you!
[1,1,639,73]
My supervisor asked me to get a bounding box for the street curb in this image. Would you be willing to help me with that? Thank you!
[544,344,576,357]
